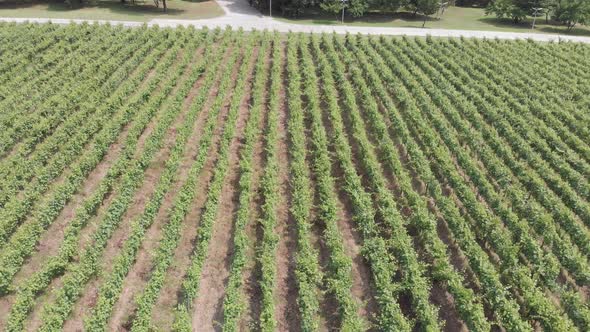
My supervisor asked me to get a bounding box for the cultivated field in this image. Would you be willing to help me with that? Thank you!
[0,22,589,332]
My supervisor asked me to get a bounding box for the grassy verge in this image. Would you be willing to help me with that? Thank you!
[0,0,223,22]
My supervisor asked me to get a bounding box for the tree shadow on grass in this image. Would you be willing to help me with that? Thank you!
[286,9,439,26]
[48,0,186,17]
[0,0,187,18]
[477,16,532,30]
[537,26,590,37]
[0,1,38,9]
[478,15,590,36]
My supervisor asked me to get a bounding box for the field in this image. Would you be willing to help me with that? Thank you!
[0,22,589,332]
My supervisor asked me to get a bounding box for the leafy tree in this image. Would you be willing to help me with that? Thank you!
[552,0,590,29]
[320,0,370,17]
[537,0,555,23]
[485,0,529,23]
[407,0,441,26]
[283,0,318,16]
[371,0,409,12]
[456,0,491,7]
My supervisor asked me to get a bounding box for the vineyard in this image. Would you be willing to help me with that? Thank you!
[0,22,589,331]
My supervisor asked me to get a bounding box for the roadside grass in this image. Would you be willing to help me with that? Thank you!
[0,0,223,21]
[277,6,590,36]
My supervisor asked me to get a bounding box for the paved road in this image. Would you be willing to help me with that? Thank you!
[2,0,590,43]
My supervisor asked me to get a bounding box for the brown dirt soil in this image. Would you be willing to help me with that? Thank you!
[300,130,331,331]
[63,67,200,332]
[297,78,330,331]
[55,45,199,331]
[238,66,270,331]
[144,47,241,331]
[188,45,259,331]
[302,76,354,331]
[12,112,132,286]
[333,184,378,323]
[1,73,109,164]
[3,128,128,331]
[429,280,468,332]
[0,297,13,330]
[0,60,167,332]
[314,59,378,327]
[23,272,66,331]
[557,269,588,301]
[7,46,166,289]
[310,222,335,331]
[435,216,480,293]
[102,46,227,332]
[10,46,159,207]
[271,44,302,332]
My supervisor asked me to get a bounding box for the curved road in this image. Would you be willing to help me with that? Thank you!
[2,0,590,43]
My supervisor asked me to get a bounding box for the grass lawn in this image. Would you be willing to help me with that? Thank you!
[0,0,224,22]
[277,6,590,36]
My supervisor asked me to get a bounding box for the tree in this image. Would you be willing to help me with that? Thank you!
[407,0,441,26]
[320,0,370,17]
[456,0,491,7]
[485,0,529,23]
[154,0,167,12]
[371,0,409,13]
[283,0,317,16]
[552,0,590,30]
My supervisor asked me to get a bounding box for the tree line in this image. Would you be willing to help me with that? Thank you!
[486,0,590,29]
[249,0,443,19]
[249,0,588,30]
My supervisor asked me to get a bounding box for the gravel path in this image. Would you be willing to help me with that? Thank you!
[1,0,590,43]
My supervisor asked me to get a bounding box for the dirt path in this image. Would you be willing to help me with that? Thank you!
[430,280,468,332]
[23,275,67,331]
[238,65,270,331]
[270,43,301,331]
[8,57,165,300]
[18,42,194,332]
[2,125,130,331]
[105,78,216,332]
[145,48,243,331]
[99,48,232,332]
[4,61,170,332]
[189,45,259,331]
[8,64,159,292]
[310,42,378,326]
[322,127,379,327]
[0,110,131,331]
[61,50,206,332]
[0,298,10,330]
[335,188,378,321]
